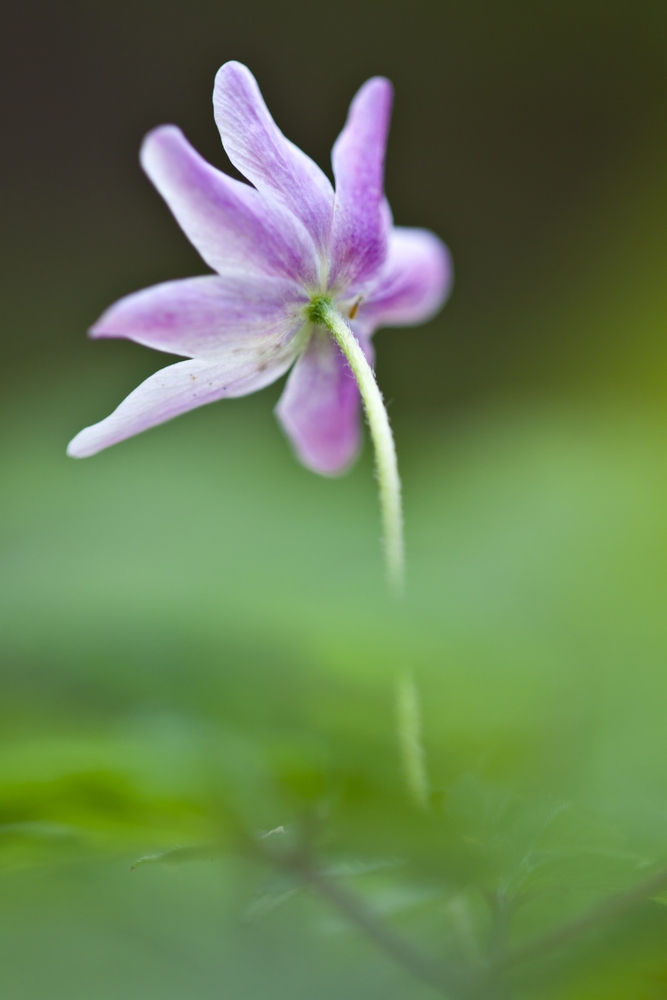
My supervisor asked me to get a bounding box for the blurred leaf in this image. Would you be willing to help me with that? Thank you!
[130,843,224,870]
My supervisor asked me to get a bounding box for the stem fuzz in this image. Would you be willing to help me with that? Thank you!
[314,300,404,594]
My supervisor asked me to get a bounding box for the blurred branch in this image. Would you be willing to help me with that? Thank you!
[256,833,466,998]
[295,853,667,997]
[297,857,461,995]
[133,826,667,999]
[486,864,667,978]
[243,816,667,997]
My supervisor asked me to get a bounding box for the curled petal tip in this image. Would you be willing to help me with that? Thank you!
[214,59,253,86]
[87,322,109,341]
[66,432,94,459]
[139,124,180,167]
[357,75,394,103]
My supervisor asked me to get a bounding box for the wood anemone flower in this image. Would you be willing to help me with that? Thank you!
[67,61,451,475]
[67,61,453,589]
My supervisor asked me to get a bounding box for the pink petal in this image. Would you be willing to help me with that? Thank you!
[275,328,374,477]
[213,62,334,263]
[90,274,307,359]
[67,344,302,459]
[141,126,319,286]
[329,77,394,291]
[359,227,453,329]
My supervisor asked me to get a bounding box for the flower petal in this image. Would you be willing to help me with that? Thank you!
[141,126,319,285]
[359,227,453,330]
[90,274,307,360]
[275,327,373,476]
[213,62,334,261]
[329,77,394,290]
[67,343,302,459]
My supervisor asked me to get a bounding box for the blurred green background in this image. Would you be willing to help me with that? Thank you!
[2,1,667,997]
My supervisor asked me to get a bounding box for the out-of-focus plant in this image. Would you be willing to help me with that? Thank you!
[4,702,667,999]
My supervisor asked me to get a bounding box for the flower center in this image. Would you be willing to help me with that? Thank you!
[307,295,333,326]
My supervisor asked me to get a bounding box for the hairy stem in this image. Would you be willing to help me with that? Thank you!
[313,300,404,595]
[396,673,430,809]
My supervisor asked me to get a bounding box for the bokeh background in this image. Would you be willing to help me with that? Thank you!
[2,1,667,997]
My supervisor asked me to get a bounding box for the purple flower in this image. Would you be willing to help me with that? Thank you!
[67,62,452,476]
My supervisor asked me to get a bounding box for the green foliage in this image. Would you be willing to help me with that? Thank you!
[3,378,667,997]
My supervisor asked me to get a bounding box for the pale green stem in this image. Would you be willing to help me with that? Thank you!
[396,673,429,809]
[313,300,404,594]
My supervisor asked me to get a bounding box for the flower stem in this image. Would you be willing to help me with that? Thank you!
[396,673,429,809]
[314,300,404,594]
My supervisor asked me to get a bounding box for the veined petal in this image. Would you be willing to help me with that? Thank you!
[67,343,301,459]
[213,62,334,257]
[90,274,307,360]
[359,227,453,330]
[141,126,319,285]
[329,77,393,290]
[275,327,373,476]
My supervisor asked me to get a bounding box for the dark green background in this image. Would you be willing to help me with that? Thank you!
[2,1,667,997]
